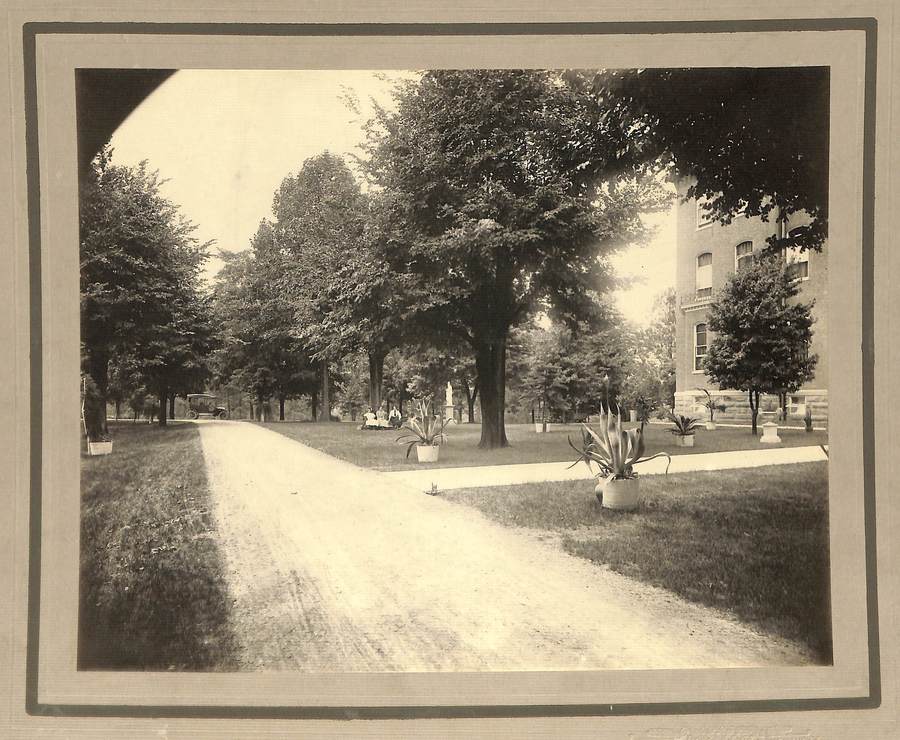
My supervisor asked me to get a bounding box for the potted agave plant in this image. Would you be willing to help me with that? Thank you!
[568,404,671,511]
[82,376,113,456]
[396,398,450,463]
[697,388,726,430]
[669,413,700,447]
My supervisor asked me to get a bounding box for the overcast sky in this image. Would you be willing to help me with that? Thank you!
[109,69,676,326]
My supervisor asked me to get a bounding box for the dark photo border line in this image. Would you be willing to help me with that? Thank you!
[22,17,880,720]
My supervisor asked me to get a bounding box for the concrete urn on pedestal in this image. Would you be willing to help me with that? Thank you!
[760,421,782,444]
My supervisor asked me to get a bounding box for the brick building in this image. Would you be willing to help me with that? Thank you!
[673,179,829,425]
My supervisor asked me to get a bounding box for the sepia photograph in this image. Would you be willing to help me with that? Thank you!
[75,65,834,674]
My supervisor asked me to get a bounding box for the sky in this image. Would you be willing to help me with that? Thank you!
[109,69,676,327]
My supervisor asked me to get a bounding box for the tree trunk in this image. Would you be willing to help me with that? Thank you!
[169,394,175,420]
[86,351,110,436]
[748,389,760,435]
[542,394,549,433]
[114,400,120,421]
[279,396,286,421]
[310,391,318,421]
[778,391,788,421]
[320,361,332,422]
[368,350,385,412]
[474,337,509,449]
[157,382,168,427]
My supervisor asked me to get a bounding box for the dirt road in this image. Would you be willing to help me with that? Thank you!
[198,420,814,672]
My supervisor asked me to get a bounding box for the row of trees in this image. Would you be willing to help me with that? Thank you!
[209,68,825,446]
[81,68,825,445]
[80,147,214,434]
[213,70,678,447]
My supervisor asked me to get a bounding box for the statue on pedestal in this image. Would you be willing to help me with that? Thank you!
[444,382,456,424]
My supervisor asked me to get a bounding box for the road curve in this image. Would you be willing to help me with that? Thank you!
[197,420,815,672]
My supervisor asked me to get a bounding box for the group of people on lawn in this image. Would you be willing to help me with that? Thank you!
[360,403,403,430]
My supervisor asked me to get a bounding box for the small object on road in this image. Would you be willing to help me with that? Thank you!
[425,483,440,496]
[289,490,299,495]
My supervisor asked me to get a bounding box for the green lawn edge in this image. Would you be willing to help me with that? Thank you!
[79,422,239,670]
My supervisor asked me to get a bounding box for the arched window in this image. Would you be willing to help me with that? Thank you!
[694,323,708,372]
[696,252,713,297]
[735,241,754,271]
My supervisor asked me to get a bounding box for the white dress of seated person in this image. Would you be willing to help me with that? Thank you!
[363,411,377,425]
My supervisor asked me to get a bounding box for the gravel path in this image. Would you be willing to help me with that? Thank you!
[198,420,815,672]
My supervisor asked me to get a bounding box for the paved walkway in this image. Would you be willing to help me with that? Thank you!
[197,420,814,670]
[383,444,829,491]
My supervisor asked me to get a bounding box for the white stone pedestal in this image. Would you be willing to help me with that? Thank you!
[760,421,782,444]
[444,405,457,423]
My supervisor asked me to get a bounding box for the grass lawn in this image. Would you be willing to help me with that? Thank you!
[443,462,831,662]
[259,420,828,472]
[79,421,238,670]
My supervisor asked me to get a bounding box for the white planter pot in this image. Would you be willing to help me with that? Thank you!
[88,440,113,456]
[534,422,547,433]
[676,434,695,447]
[415,444,440,463]
[629,410,637,423]
[596,477,641,511]
[705,421,716,431]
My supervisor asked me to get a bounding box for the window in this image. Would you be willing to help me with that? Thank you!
[788,395,806,416]
[696,252,713,297]
[785,245,810,280]
[696,197,715,228]
[694,323,708,372]
[735,241,754,272]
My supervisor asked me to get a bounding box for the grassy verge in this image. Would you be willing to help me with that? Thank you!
[443,462,832,661]
[79,421,238,670]
[259,420,828,472]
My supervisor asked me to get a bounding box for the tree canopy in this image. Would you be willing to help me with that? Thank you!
[590,67,829,251]
[362,69,670,447]
[211,223,318,421]
[704,255,818,433]
[80,146,213,429]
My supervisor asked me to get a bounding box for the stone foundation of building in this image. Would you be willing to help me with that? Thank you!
[674,389,829,426]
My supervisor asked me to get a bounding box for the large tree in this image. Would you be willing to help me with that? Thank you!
[212,225,318,421]
[704,255,818,434]
[363,70,669,448]
[274,153,372,421]
[593,67,829,252]
[134,288,216,426]
[80,146,211,432]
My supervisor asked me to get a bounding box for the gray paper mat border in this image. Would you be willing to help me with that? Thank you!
[21,17,880,720]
